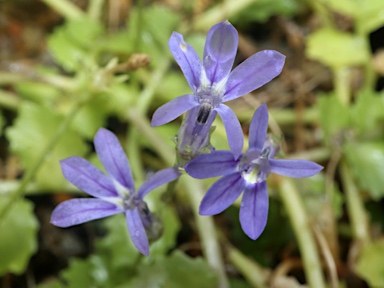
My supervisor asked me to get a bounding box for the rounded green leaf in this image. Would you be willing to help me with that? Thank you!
[306,28,369,68]
[0,199,39,275]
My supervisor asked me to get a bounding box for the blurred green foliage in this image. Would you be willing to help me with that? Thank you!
[1,0,384,286]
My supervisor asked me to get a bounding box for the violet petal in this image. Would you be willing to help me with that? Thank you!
[248,103,268,151]
[126,209,149,256]
[185,150,239,179]
[169,32,202,92]
[50,198,122,227]
[137,167,181,199]
[269,159,323,178]
[224,50,285,101]
[60,157,117,198]
[203,21,238,84]
[215,104,244,159]
[94,128,134,189]
[239,181,269,240]
[151,94,199,126]
[199,173,245,215]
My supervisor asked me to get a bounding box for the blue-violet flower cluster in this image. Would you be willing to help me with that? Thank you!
[185,104,323,240]
[151,20,285,162]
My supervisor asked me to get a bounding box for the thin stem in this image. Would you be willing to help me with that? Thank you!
[126,57,171,183]
[278,178,326,288]
[40,0,84,20]
[339,161,370,245]
[333,67,351,106]
[180,176,229,288]
[125,109,228,287]
[0,101,84,222]
[0,90,21,111]
[87,0,104,20]
[227,244,269,287]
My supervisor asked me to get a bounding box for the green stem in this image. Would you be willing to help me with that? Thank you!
[180,176,229,288]
[87,0,104,20]
[278,178,326,288]
[0,101,84,222]
[333,66,351,106]
[227,245,269,287]
[339,161,370,245]
[126,58,171,182]
[40,0,85,20]
[0,90,21,111]
[126,107,228,288]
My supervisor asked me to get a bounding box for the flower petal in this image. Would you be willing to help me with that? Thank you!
[126,209,149,256]
[169,32,202,92]
[60,156,117,198]
[224,50,285,101]
[199,173,245,215]
[248,103,268,151]
[94,128,134,190]
[51,198,122,227]
[137,167,181,199]
[151,94,199,126]
[240,181,269,240]
[185,150,239,179]
[269,159,323,178]
[215,104,244,159]
[203,20,238,84]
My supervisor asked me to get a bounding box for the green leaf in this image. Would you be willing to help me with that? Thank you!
[356,0,384,34]
[128,251,218,287]
[306,28,369,68]
[317,94,350,142]
[61,258,95,288]
[71,96,110,139]
[48,26,87,72]
[351,91,384,135]
[14,81,60,105]
[48,18,103,72]
[356,239,384,287]
[0,198,38,275]
[6,102,88,190]
[65,18,104,49]
[343,141,384,199]
[231,0,300,24]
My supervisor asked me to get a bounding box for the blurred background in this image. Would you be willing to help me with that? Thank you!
[1,0,384,287]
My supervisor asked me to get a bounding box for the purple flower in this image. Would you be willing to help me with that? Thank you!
[50,128,180,255]
[151,20,285,159]
[185,104,323,240]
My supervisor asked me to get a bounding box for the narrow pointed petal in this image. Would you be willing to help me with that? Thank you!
[224,50,285,101]
[240,181,269,240]
[126,209,149,256]
[185,150,239,179]
[60,157,117,198]
[151,94,199,126]
[137,167,181,199]
[215,104,244,159]
[269,159,323,178]
[199,173,245,215]
[248,103,268,151]
[169,32,202,92]
[94,128,134,189]
[203,20,238,84]
[51,198,122,227]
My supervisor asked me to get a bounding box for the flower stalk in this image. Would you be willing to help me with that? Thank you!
[278,178,326,288]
